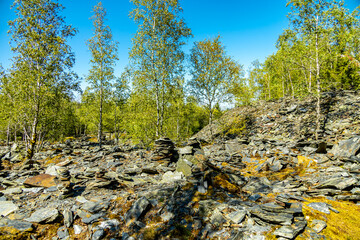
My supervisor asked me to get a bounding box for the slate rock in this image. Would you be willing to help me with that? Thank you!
[45,165,61,176]
[98,219,120,232]
[125,197,151,224]
[73,225,83,235]
[76,209,105,224]
[273,221,306,240]
[331,136,360,158]
[0,218,33,232]
[311,219,327,233]
[161,171,183,183]
[315,177,358,190]
[25,207,59,223]
[178,146,193,155]
[225,210,246,224]
[92,229,104,240]
[210,209,226,226]
[0,201,19,217]
[23,174,57,188]
[307,202,330,214]
[250,206,293,225]
[270,160,283,172]
[160,211,174,221]
[63,209,73,228]
[176,159,192,176]
[82,200,110,213]
[1,187,23,195]
[273,226,295,239]
[57,226,69,239]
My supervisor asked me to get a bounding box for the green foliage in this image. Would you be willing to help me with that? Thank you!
[6,0,79,157]
[219,114,250,138]
[86,2,118,146]
[255,0,360,101]
[230,60,259,105]
[129,0,192,138]
[189,35,240,126]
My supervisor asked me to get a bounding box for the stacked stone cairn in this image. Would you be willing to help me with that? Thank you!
[57,167,73,199]
[152,138,177,165]
[87,168,113,190]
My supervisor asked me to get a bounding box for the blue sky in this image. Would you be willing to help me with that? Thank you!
[0,0,359,90]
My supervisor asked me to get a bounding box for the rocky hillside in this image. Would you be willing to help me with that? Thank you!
[0,90,360,240]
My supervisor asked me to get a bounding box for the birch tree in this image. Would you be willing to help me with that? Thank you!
[8,0,78,160]
[189,36,239,129]
[129,0,191,138]
[86,2,118,147]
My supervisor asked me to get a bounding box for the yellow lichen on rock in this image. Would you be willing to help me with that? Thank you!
[297,155,315,168]
[213,174,240,194]
[300,197,360,240]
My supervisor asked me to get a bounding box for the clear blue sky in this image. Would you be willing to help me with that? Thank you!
[0,0,359,90]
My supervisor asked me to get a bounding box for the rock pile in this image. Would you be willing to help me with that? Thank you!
[151,137,177,164]
[57,168,73,199]
[0,90,359,239]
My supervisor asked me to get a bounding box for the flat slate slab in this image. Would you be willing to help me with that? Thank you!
[23,174,57,188]
[24,207,59,223]
[331,136,360,158]
[307,202,330,214]
[0,201,18,217]
[0,218,33,232]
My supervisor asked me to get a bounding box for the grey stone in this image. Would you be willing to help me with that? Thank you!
[82,200,110,213]
[311,219,327,233]
[0,201,18,217]
[270,160,283,172]
[210,209,226,226]
[73,225,83,235]
[273,226,295,239]
[225,210,246,224]
[273,221,307,239]
[92,229,104,240]
[250,206,293,225]
[178,146,193,155]
[260,202,303,215]
[315,177,358,190]
[2,187,23,195]
[98,219,120,232]
[176,159,192,177]
[198,200,220,218]
[307,202,330,214]
[0,218,33,232]
[125,197,151,224]
[248,194,261,201]
[63,209,73,228]
[76,209,105,224]
[57,226,69,239]
[24,207,59,223]
[160,211,174,221]
[351,187,360,194]
[161,171,183,183]
[45,165,61,176]
[331,136,360,158]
